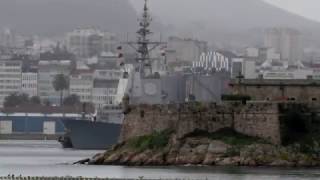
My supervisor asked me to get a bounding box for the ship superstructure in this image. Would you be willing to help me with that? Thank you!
[117,0,187,105]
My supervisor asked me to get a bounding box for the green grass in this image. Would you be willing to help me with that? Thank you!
[127,129,173,151]
[185,128,266,146]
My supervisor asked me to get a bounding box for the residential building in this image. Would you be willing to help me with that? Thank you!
[0,28,16,48]
[102,32,119,53]
[69,70,94,103]
[38,60,71,105]
[246,47,259,58]
[93,69,122,80]
[66,29,118,58]
[69,68,122,109]
[264,28,302,63]
[0,60,22,107]
[97,51,118,69]
[21,72,38,97]
[242,59,258,79]
[66,28,104,58]
[92,79,119,109]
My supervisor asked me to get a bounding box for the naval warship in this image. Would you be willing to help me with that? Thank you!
[59,0,231,149]
[58,0,175,149]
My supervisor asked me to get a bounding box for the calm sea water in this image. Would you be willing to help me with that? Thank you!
[0,140,320,180]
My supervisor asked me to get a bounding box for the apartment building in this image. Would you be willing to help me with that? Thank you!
[0,60,22,106]
[69,70,94,103]
[21,72,38,97]
[66,29,119,58]
[92,79,119,109]
[38,60,71,105]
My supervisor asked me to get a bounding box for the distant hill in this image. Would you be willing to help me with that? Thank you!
[131,0,320,47]
[0,0,138,36]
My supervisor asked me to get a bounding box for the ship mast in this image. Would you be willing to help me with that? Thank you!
[128,0,165,77]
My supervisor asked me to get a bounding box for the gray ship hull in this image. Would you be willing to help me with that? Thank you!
[61,119,121,150]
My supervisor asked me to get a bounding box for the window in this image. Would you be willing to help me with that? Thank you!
[289,97,296,101]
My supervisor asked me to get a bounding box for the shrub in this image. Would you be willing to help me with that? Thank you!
[185,128,266,146]
[127,129,173,151]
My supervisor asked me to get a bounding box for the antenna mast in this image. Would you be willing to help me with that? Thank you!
[127,0,166,77]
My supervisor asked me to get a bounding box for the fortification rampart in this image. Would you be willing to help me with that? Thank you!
[120,102,283,144]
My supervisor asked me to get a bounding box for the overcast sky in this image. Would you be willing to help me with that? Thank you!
[263,0,320,21]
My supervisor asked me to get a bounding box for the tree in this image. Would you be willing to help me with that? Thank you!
[43,99,51,107]
[52,74,69,106]
[4,93,29,108]
[30,96,41,105]
[63,94,81,106]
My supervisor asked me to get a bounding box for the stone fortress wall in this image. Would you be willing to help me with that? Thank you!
[120,102,282,144]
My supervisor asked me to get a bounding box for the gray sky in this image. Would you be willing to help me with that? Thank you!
[263,0,320,21]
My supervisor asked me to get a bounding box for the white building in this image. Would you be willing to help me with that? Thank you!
[66,29,118,58]
[264,28,302,63]
[93,69,122,80]
[245,47,280,62]
[0,28,16,48]
[231,58,258,79]
[242,60,258,79]
[69,70,93,103]
[38,60,71,104]
[0,60,22,106]
[69,68,123,109]
[21,72,38,97]
[246,47,259,58]
[92,79,119,109]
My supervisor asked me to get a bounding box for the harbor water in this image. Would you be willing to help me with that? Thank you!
[1,140,320,180]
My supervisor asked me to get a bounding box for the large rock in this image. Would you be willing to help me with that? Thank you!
[269,160,295,167]
[89,153,105,165]
[240,144,278,165]
[203,153,217,165]
[195,144,208,154]
[216,157,240,166]
[118,151,137,165]
[130,151,153,166]
[145,152,166,165]
[175,143,206,165]
[186,137,210,147]
[208,140,230,154]
[103,152,121,164]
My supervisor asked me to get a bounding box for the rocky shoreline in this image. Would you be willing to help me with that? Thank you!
[88,129,320,167]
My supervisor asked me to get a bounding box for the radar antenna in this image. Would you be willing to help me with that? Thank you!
[127,0,166,77]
